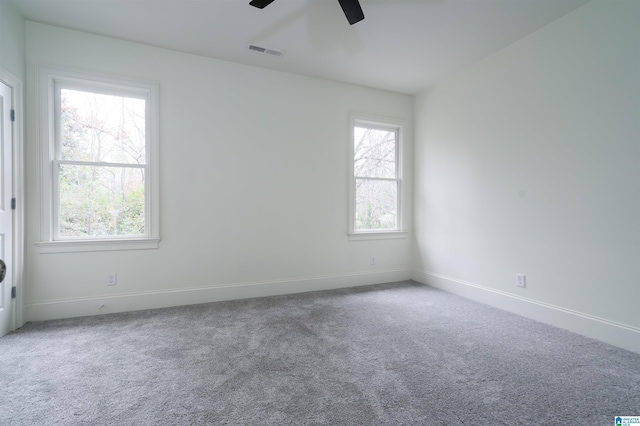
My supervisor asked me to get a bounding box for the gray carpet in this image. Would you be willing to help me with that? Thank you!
[1,281,638,425]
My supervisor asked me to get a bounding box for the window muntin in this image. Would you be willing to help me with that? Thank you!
[350,117,403,235]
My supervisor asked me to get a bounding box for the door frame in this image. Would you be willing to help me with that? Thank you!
[0,66,24,332]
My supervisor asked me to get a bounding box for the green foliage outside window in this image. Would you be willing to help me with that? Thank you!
[58,89,146,237]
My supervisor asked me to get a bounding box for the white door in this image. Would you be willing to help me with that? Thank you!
[0,80,14,337]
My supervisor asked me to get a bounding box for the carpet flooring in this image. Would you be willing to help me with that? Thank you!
[1,281,639,425]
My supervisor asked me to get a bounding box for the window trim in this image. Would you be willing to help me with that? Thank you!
[36,66,160,253]
[348,113,406,241]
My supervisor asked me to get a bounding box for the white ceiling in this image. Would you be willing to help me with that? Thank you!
[9,0,590,94]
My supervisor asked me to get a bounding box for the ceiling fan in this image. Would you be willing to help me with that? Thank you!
[249,0,365,25]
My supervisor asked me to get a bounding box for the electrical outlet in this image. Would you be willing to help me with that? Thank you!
[107,273,117,286]
[516,273,526,288]
[370,256,376,265]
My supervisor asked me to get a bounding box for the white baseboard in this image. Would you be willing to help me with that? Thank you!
[25,268,412,323]
[412,269,640,354]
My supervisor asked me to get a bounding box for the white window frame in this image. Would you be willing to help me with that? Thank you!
[348,114,407,241]
[36,66,160,253]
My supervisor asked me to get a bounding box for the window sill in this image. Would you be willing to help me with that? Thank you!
[36,238,160,254]
[348,231,407,241]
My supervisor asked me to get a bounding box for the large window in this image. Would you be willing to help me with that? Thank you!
[37,67,159,253]
[349,115,405,240]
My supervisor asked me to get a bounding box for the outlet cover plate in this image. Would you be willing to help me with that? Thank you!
[107,273,117,286]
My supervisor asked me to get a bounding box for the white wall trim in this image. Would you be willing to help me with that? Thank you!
[348,113,407,237]
[347,231,408,241]
[36,238,160,253]
[412,269,640,354]
[35,64,160,249]
[25,268,412,322]
[0,66,25,331]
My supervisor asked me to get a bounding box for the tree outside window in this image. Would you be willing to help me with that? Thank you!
[56,88,147,238]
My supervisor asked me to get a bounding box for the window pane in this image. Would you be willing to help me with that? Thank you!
[355,178,397,230]
[60,89,146,164]
[58,164,145,237]
[354,126,396,178]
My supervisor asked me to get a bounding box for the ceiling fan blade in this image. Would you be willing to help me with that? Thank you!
[249,0,275,9]
[337,0,365,25]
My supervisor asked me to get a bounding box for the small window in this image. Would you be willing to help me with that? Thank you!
[349,115,405,240]
[37,67,159,253]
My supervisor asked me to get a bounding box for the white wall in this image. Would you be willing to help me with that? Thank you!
[413,0,640,352]
[0,0,25,79]
[24,22,413,320]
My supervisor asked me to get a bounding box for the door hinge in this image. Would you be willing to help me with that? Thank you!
[10,109,15,122]
[11,286,16,299]
[11,198,16,210]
